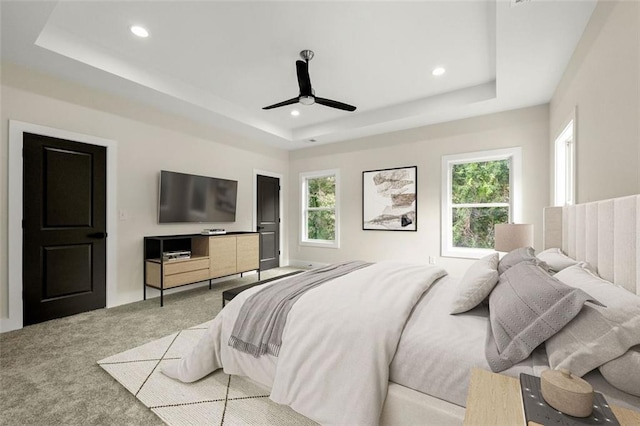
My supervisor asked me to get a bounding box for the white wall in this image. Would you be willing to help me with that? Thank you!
[288,105,550,275]
[550,0,640,203]
[0,64,289,324]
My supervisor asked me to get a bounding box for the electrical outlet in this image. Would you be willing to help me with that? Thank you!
[428,256,436,264]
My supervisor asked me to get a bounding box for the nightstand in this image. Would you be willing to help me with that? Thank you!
[463,368,640,426]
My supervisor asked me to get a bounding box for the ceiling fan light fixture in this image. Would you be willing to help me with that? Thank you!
[130,25,149,38]
[263,50,356,112]
[299,96,315,106]
[432,67,446,76]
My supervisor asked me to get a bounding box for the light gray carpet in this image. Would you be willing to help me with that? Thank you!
[0,268,301,426]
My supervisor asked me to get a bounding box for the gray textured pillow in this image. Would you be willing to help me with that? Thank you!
[450,253,499,314]
[485,261,597,373]
[599,346,640,397]
[546,264,640,377]
[498,247,546,275]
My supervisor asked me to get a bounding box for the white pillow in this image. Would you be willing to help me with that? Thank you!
[546,264,640,377]
[450,253,499,314]
[536,248,578,272]
[599,346,640,397]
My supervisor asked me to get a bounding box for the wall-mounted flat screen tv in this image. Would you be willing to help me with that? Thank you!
[158,170,238,223]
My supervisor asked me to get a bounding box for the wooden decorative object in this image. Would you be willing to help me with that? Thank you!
[541,369,593,417]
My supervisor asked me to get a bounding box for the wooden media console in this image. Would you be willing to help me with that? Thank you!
[143,232,260,306]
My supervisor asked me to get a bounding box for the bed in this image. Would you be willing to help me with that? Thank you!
[163,194,640,425]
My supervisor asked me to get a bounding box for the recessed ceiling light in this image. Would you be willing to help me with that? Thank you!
[432,67,446,76]
[130,26,149,38]
[290,110,300,117]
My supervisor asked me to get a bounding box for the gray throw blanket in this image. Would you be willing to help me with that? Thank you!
[229,261,372,357]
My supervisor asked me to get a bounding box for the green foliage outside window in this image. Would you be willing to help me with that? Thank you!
[306,176,336,240]
[452,207,509,248]
[452,160,509,204]
[451,160,510,248]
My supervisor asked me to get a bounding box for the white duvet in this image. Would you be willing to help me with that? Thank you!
[162,261,447,426]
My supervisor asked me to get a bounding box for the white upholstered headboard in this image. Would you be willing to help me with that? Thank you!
[543,195,640,296]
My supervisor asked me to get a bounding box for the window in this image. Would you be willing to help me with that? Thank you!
[554,120,575,206]
[300,169,340,248]
[441,148,522,258]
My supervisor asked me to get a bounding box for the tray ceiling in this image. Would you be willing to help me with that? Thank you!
[1,1,597,149]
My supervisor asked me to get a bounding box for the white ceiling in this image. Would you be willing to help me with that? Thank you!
[1,1,596,150]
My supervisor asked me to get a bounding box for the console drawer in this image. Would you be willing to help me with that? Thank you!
[164,258,209,276]
[163,268,210,288]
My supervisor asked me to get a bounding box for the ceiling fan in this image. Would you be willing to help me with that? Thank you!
[263,50,357,112]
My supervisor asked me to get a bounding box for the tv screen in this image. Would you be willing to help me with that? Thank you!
[158,170,237,223]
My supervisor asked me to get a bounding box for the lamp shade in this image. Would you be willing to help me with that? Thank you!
[494,223,534,252]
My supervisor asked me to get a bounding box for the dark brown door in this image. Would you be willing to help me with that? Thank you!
[23,132,107,326]
[257,175,280,271]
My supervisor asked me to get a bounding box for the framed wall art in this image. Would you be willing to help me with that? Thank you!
[362,166,417,231]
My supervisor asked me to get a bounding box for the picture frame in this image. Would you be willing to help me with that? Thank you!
[362,166,417,231]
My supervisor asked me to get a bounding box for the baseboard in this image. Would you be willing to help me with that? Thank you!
[0,316,22,333]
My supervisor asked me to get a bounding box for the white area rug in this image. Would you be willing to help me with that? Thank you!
[98,321,317,425]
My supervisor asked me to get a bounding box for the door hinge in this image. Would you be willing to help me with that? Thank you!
[279,250,281,255]
[22,219,25,229]
[278,218,281,223]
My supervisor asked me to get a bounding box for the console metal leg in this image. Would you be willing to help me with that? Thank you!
[209,279,212,290]
[143,238,147,300]
[159,239,164,307]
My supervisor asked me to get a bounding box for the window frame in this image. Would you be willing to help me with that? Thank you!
[300,169,340,248]
[441,147,522,259]
[553,118,576,206]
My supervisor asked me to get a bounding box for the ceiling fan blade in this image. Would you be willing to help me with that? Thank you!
[315,97,357,112]
[262,97,299,110]
[296,60,312,96]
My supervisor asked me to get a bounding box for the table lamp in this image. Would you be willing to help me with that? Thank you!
[494,223,534,252]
